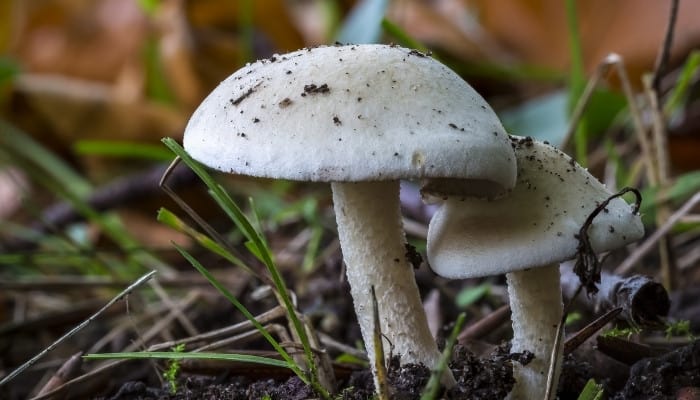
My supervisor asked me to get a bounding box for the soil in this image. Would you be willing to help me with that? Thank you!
[90,339,700,399]
[99,345,521,400]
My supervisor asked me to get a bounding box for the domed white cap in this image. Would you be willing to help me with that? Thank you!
[183,44,516,192]
[427,136,644,279]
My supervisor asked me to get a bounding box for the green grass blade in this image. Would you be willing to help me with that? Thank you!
[0,122,170,276]
[238,0,254,64]
[162,138,329,397]
[0,120,90,196]
[156,207,253,274]
[84,351,289,369]
[420,312,466,400]
[565,0,588,166]
[641,170,700,225]
[576,379,605,400]
[0,56,20,87]
[664,50,700,114]
[381,18,428,52]
[456,283,490,309]
[74,140,174,161]
[171,244,303,375]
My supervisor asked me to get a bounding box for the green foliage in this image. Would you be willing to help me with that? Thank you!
[565,0,588,165]
[420,313,466,400]
[159,138,331,399]
[0,56,19,86]
[381,18,428,53]
[576,379,605,400]
[640,170,700,226]
[601,325,642,339]
[664,50,700,114]
[163,343,185,393]
[665,320,694,340]
[455,283,490,309]
[238,0,254,64]
[0,121,168,277]
[565,311,583,326]
[74,140,175,161]
[143,38,175,104]
[136,0,160,16]
[334,353,367,367]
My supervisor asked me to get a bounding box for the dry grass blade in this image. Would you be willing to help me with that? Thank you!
[616,191,700,274]
[35,351,83,397]
[0,270,156,387]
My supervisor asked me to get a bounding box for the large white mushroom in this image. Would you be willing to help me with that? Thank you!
[183,44,517,389]
[427,136,644,399]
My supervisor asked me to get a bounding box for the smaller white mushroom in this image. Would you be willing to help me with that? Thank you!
[427,136,644,400]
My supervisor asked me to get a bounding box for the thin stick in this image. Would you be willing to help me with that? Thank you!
[609,55,658,185]
[561,54,657,186]
[647,0,680,288]
[616,192,700,274]
[29,360,125,400]
[457,304,511,343]
[651,0,680,91]
[0,270,156,387]
[563,308,622,355]
[643,75,677,289]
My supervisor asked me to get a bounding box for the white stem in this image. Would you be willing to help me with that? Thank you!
[506,264,563,400]
[331,180,454,389]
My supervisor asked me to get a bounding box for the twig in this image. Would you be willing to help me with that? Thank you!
[30,304,288,400]
[563,308,622,355]
[616,192,700,274]
[35,351,83,396]
[29,360,125,400]
[651,0,680,92]
[0,270,156,387]
[548,189,642,399]
[648,0,680,289]
[573,187,642,294]
[560,55,657,186]
[457,304,511,344]
[561,263,670,327]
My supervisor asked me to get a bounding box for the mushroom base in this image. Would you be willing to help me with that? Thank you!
[331,180,454,389]
[506,264,563,400]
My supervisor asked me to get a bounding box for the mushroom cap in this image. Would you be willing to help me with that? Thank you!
[183,44,516,194]
[427,136,644,279]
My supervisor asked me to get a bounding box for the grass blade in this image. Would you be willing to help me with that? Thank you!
[420,312,466,400]
[74,140,174,161]
[84,351,289,369]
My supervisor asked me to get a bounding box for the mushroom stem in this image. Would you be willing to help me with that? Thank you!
[506,263,563,400]
[331,180,455,389]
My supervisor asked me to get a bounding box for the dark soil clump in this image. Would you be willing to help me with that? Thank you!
[614,339,700,400]
[445,345,518,400]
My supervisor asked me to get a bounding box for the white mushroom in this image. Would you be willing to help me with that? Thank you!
[183,44,517,389]
[427,136,644,399]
